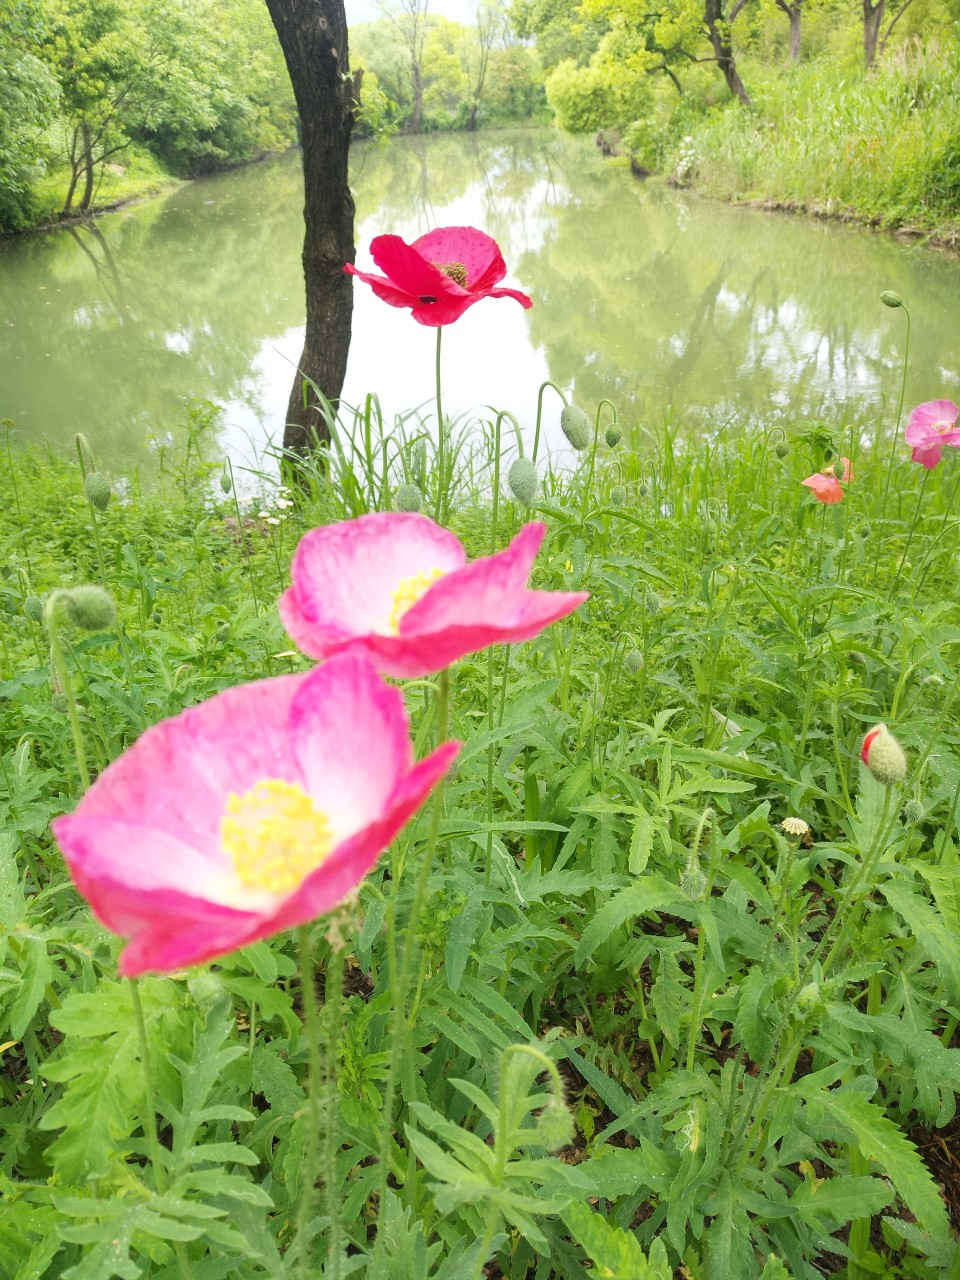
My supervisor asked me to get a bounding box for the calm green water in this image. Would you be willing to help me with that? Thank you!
[2,129,959,472]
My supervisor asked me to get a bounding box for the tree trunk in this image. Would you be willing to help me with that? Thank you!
[789,6,801,60]
[264,0,357,456]
[78,120,95,215]
[410,59,424,133]
[863,0,883,66]
[466,100,479,131]
[704,0,752,105]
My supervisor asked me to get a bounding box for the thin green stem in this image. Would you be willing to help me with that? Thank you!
[374,668,451,1261]
[531,380,567,465]
[434,327,445,523]
[888,468,930,600]
[44,596,90,793]
[484,415,504,887]
[323,942,345,1280]
[294,924,323,1274]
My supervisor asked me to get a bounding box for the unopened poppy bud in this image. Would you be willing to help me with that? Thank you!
[775,442,789,459]
[84,472,111,511]
[644,589,660,616]
[859,524,871,539]
[880,290,903,309]
[395,483,422,513]
[536,1095,574,1152]
[638,482,649,497]
[902,798,924,824]
[797,981,820,1010]
[51,691,69,714]
[507,457,538,506]
[846,649,866,668]
[861,723,907,786]
[220,464,233,494]
[23,595,43,622]
[560,404,591,451]
[63,585,116,632]
[623,648,643,675]
[680,865,707,900]
[610,484,626,507]
[605,424,622,447]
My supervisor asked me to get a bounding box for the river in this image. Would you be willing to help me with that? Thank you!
[2,129,959,476]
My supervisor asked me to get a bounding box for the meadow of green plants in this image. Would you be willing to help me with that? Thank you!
[3,310,960,1279]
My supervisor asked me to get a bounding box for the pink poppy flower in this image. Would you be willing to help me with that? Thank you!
[800,457,853,504]
[280,514,588,679]
[51,655,459,976]
[904,399,960,469]
[344,226,533,327]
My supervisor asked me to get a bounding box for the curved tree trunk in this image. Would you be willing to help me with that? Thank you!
[264,0,357,456]
[863,0,883,66]
[704,0,752,105]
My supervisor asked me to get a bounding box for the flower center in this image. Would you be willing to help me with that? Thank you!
[434,260,468,287]
[221,778,332,896]
[388,567,445,634]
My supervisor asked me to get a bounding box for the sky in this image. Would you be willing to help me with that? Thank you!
[345,0,475,25]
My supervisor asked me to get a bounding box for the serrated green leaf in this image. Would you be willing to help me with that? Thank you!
[564,1201,670,1278]
[576,877,687,966]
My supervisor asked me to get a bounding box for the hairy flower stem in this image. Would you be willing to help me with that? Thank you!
[872,303,911,588]
[4,421,31,573]
[684,819,719,1072]
[888,468,930,600]
[44,596,90,793]
[373,668,450,1263]
[484,415,503,887]
[434,327,445,524]
[910,460,960,605]
[226,458,262,617]
[323,941,345,1280]
[531,380,567,464]
[294,924,324,1274]
[130,978,192,1279]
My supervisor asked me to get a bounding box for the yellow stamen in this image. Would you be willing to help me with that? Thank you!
[388,567,445,634]
[221,778,332,896]
[434,260,467,287]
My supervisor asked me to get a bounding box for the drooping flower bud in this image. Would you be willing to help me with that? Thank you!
[604,424,622,448]
[638,482,649,498]
[220,463,233,494]
[623,648,644,675]
[880,290,904,309]
[644,589,661,616]
[536,1094,575,1152]
[680,864,707,900]
[560,404,591,451]
[775,442,789,459]
[84,472,112,511]
[63,585,117,632]
[610,484,626,507]
[861,723,907,786]
[902,798,924,824]
[507,457,538,507]
[395,483,423,513]
[23,595,43,622]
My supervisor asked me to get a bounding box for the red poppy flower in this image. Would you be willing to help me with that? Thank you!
[800,457,853,504]
[345,226,533,327]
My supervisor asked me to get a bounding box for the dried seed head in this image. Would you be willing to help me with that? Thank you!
[560,404,591,451]
[861,723,907,786]
[781,816,810,838]
[395,483,423,513]
[84,472,112,511]
[507,457,538,507]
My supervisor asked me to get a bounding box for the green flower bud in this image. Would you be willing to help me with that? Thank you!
[861,723,907,786]
[536,1095,575,1152]
[775,442,789,459]
[63,585,116,632]
[152,609,162,625]
[220,464,233,494]
[638,482,649,498]
[644,589,661,616]
[623,648,644,675]
[84,472,112,511]
[560,404,591,451]
[610,484,626,507]
[846,649,866,668]
[604,424,622,448]
[23,595,43,622]
[51,691,69,714]
[680,865,707,900]
[797,981,820,1011]
[880,290,903,309]
[507,457,538,507]
[395,483,422,513]
[902,798,924,824]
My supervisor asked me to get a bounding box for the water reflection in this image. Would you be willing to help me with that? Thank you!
[2,130,959,472]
